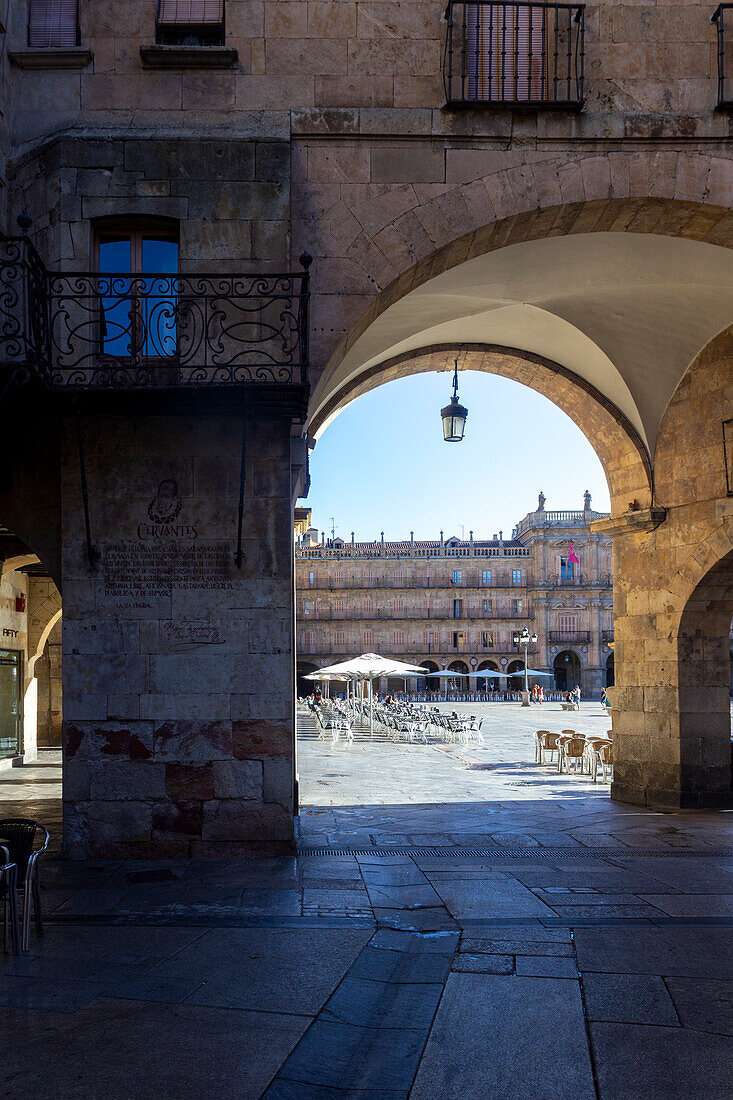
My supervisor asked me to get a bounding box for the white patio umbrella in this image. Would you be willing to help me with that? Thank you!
[314,653,425,735]
[304,668,349,701]
[465,668,510,678]
[424,668,467,677]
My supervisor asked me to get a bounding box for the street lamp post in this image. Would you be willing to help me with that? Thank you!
[513,626,538,706]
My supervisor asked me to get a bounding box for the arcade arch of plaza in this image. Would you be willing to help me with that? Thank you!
[2,192,733,856]
[307,199,733,813]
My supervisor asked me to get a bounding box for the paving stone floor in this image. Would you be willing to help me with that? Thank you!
[2,706,733,1097]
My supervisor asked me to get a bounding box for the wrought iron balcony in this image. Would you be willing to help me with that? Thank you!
[444,1,585,110]
[0,236,311,392]
[549,630,591,644]
[713,5,733,109]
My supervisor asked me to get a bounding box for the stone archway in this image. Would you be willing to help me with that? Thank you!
[554,650,582,692]
[675,550,733,807]
[296,662,318,698]
[303,191,733,815]
[608,325,733,810]
[309,342,653,511]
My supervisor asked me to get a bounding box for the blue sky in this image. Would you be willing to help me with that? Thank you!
[304,371,611,542]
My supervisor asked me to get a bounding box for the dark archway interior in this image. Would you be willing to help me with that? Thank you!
[554,650,581,691]
[677,549,733,800]
[297,662,318,698]
[606,653,615,688]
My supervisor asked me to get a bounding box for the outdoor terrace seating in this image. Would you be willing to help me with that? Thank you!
[0,819,49,951]
[535,730,613,782]
[1,845,20,956]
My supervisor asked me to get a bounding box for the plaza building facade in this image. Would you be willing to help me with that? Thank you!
[0,0,731,855]
[296,494,614,698]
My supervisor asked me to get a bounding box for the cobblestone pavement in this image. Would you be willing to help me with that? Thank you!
[2,707,733,1097]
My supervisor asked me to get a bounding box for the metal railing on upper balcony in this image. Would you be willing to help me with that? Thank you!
[443,1,585,110]
[0,236,311,391]
[713,5,733,108]
[549,630,591,644]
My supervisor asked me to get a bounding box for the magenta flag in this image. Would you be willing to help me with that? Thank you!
[568,542,580,565]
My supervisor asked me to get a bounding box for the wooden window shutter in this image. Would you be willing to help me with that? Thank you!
[158,0,224,25]
[28,0,78,47]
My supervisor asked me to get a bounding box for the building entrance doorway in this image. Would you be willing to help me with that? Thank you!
[0,650,21,759]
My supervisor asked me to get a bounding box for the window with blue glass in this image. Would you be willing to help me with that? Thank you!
[452,569,462,584]
[512,569,522,584]
[97,223,179,359]
[482,569,492,584]
[560,557,575,581]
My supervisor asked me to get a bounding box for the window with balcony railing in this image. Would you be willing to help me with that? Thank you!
[444,2,585,109]
[713,5,733,108]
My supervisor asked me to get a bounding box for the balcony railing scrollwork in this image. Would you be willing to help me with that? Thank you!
[0,236,311,391]
[713,5,733,109]
[443,1,585,110]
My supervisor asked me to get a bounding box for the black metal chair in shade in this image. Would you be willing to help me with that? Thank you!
[0,844,20,955]
[0,820,49,951]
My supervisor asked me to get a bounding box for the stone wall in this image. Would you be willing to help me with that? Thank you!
[28,578,63,748]
[611,325,733,809]
[3,0,727,147]
[61,411,296,858]
[7,134,289,274]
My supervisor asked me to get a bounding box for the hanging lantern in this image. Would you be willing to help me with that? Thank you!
[441,360,468,442]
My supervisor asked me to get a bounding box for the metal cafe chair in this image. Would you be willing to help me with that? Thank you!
[0,845,20,956]
[558,732,587,774]
[0,819,50,952]
[535,729,551,763]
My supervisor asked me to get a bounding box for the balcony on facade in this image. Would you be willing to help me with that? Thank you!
[535,572,612,589]
[548,629,592,645]
[513,508,607,538]
[0,236,311,396]
[296,544,531,560]
[297,575,532,591]
[298,605,536,622]
[713,5,733,109]
[443,1,585,111]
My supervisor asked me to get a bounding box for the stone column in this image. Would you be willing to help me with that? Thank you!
[62,407,296,858]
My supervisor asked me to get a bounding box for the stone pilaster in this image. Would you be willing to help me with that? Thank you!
[61,408,296,858]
